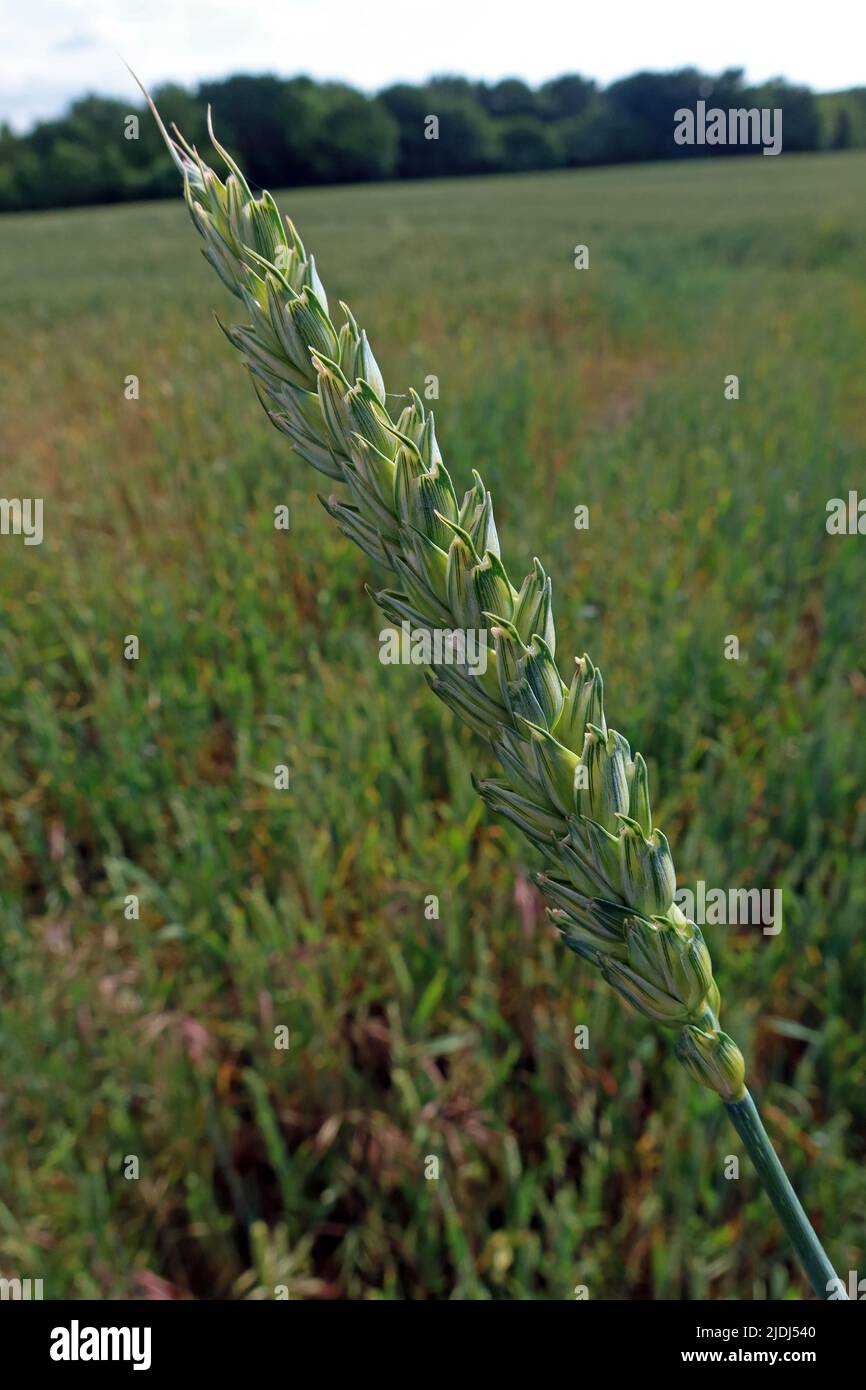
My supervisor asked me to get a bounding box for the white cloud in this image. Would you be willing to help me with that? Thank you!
[1,0,863,130]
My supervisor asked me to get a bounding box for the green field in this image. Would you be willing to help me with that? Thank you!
[1,150,865,1300]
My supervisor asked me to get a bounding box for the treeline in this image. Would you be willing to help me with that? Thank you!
[1,67,863,212]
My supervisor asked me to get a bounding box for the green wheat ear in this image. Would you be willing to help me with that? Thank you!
[140,81,845,1300]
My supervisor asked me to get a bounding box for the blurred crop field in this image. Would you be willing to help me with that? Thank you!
[1,150,865,1300]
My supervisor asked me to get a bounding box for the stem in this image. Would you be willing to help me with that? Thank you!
[724,1088,847,1299]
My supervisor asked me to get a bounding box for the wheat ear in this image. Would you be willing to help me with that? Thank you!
[144,91,844,1298]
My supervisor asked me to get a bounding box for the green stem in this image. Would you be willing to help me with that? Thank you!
[724,1088,847,1299]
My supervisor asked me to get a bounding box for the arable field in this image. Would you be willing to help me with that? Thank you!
[1,151,865,1299]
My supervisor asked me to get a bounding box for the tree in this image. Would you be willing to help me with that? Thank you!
[557,99,648,166]
[424,75,483,103]
[495,117,561,172]
[376,84,431,178]
[132,83,210,166]
[832,107,853,150]
[197,74,318,187]
[480,78,538,119]
[747,80,820,153]
[0,65,851,213]
[44,138,126,206]
[306,85,398,184]
[380,85,498,178]
[538,75,596,122]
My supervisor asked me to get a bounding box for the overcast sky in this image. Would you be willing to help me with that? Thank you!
[2,0,863,131]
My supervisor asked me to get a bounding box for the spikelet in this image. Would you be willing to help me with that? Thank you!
[151,103,743,1099]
